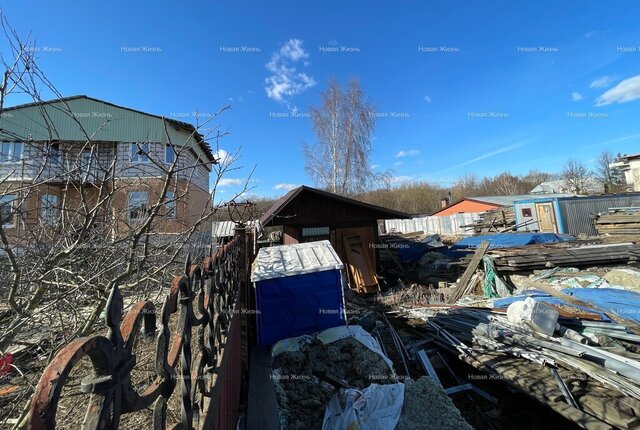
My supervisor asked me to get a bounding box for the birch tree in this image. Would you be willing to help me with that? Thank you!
[303,79,387,195]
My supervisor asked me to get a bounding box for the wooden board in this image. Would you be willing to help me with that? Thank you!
[342,234,380,294]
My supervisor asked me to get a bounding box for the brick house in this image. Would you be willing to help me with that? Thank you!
[0,96,215,240]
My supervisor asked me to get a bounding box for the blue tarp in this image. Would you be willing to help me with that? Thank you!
[492,290,611,321]
[561,288,640,324]
[453,232,572,250]
[493,288,640,324]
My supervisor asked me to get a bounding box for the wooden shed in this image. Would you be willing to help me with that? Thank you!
[260,186,410,292]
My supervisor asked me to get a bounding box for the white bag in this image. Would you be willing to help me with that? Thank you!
[322,383,405,430]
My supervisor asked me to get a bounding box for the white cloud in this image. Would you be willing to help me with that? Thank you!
[396,149,420,158]
[590,75,615,89]
[596,75,640,106]
[371,164,380,170]
[214,149,232,165]
[394,161,403,167]
[571,91,584,101]
[424,95,432,103]
[591,133,640,147]
[390,176,413,184]
[453,141,528,169]
[274,183,298,191]
[265,39,316,106]
[218,178,243,186]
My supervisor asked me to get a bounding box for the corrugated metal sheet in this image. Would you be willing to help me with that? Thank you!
[251,240,344,282]
[0,96,212,162]
[383,212,480,235]
[559,195,640,236]
[212,219,263,239]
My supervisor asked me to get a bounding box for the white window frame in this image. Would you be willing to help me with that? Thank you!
[40,194,59,225]
[165,191,176,219]
[131,143,150,163]
[128,191,148,221]
[0,142,24,163]
[0,194,16,228]
[165,144,176,164]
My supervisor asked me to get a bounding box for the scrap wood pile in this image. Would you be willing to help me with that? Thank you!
[595,207,640,236]
[461,206,516,234]
[377,233,458,283]
[399,298,640,430]
[482,242,640,272]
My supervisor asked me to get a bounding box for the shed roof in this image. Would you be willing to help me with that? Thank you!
[0,95,216,165]
[260,185,410,226]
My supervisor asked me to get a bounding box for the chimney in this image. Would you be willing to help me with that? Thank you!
[440,197,450,208]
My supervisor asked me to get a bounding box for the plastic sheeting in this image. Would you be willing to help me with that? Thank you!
[492,290,611,321]
[453,232,572,250]
[561,288,640,324]
[323,384,405,430]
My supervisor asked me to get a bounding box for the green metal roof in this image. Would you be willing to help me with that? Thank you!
[0,95,215,164]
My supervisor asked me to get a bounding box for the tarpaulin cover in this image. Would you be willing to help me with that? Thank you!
[453,233,572,250]
[560,288,640,324]
[492,290,611,321]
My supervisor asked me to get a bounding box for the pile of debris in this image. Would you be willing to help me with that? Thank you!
[270,324,472,430]
[466,206,516,233]
[399,296,640,430]
[595,208,640,236]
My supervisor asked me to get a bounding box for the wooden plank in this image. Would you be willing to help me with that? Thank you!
[447,241,489,304]
[342,234,380,293]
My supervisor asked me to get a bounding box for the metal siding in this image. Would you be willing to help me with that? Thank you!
[559,195,640,236]
[0,98,210,162]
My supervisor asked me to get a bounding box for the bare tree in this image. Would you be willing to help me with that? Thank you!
[303,79,388,195]
[0,15,251,426]
[562,159,592,195]
[595,150,625,193]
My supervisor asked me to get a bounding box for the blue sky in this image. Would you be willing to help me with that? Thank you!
[2,0,640,198]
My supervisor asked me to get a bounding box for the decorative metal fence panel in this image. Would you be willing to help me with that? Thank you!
[27,233,246,430]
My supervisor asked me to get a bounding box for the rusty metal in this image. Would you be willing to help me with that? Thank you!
[27,234,244,430]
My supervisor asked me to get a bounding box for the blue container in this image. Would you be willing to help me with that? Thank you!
[251,240,346,346]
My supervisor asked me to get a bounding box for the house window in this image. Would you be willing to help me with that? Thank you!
[49,143,60,164]
[165,191,176,218]
[40,194,59,224]
[128,191,148,220]
[0,142,23,162]
[131,143,150,162]
[521,208,532,217]
[0,194,16,228]
[81,148,96,178]
[165,144,176,164]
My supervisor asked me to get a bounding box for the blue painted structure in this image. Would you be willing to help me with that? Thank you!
[253,269,346,346]
[514,193,640,235]
[250,240,346,346]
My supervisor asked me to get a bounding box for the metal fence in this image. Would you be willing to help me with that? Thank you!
[383,212,481,236]
[27,231,249,429]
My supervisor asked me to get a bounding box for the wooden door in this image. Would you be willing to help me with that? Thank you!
[536,203,557,233]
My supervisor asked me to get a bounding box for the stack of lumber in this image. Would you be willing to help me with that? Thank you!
[595,208,640,236]
[486,242,640,272]
[464,206,516,233]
